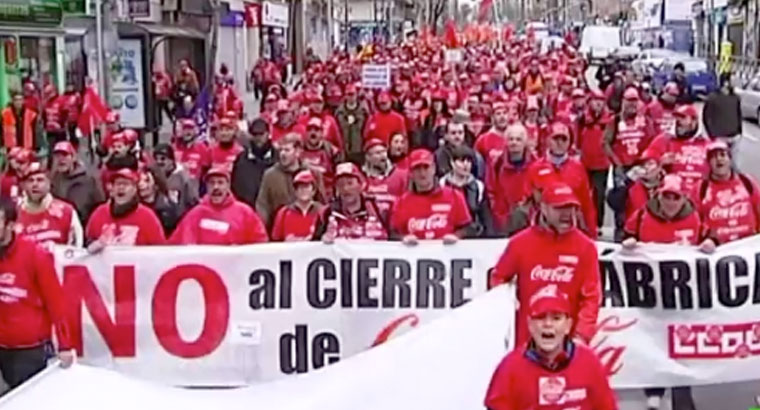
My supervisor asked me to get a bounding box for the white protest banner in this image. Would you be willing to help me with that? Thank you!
[54,237,760,388]
[0,287,515,410]
[361,64,391,89]
[55,240,500,386]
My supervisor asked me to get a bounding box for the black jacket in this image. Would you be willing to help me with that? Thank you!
[231,142,276,209]
[145,192,182,235]
[440,174,496,238]
[703,91,742,138]
[434,143,486,180]
[51,163,105,225]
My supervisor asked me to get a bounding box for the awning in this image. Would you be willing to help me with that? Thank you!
[62,15,93,36]
[134,23,206,39]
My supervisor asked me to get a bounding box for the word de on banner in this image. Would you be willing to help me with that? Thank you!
[361,64,391,90]
[53,237,760,389]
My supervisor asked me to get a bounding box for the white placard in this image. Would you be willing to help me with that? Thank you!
[361,64,391,90]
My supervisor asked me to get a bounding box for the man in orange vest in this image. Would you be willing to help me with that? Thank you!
[2,92,38,151]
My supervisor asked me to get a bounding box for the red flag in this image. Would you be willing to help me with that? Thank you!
[477,0,493,22]
[443,19,459,48]
[502,24,514,43]
[77,86,109,136]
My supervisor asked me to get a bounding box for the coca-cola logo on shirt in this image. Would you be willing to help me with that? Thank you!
[715,186,750,207]
[674,145,707,166]
[709,202,750,221]
[530,264,575,282]
[407,214,448,232]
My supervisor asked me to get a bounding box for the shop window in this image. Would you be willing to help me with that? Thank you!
[0,35,56,107]
[64,37,87,90]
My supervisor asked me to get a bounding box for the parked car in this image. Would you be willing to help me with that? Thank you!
[651,57,718,97]
[580,25,621,63]
[630,48,685,76]
[735,75,760,123]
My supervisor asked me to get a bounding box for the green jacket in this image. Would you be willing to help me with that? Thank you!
[335,102,368,161]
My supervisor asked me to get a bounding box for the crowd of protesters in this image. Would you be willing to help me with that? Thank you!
[0,23,758,409]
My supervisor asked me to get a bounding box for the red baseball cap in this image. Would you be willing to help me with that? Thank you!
[204,166,231,181]
[674,104,698,119]
[293,170,315,185]
[345,84,358,94]
[363,138,386,152]
[109,168,139,184]
[178,119,196,130]
[707,140,730,156]
[529,285,572,318]
[548,122,571,139]
[22,162,46,180]
[307,116,323,128]
[663,82,680,96]
[408,148,435,169]
[639,148,660,163]
[659,174,685,195]
[542,182,580,207]
[589,88,605,100]
[377,91,392,103]
[53,141,76,156]
[307,91,324,103]
[335,162,364,181]
[8,147,32,163]
[623,87,640,101]
[571,88,586,98]
[218,117,236,129]
[276,100,291,113]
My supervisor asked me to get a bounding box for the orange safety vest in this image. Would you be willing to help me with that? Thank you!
[2,107,36,149]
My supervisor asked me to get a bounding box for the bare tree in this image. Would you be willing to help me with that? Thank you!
[430,0,447,33]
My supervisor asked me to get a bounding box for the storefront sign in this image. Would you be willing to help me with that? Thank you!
[108,39,146,129]
[0,0,62,25]
[262,1,288,27]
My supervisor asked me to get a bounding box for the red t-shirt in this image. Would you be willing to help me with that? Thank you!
[486,153,534,231]
[577,112,612,171]
[174,141,211,181]
[86,202,166,245]
[609,114,654,166]
[390,186,472,239]
[0,237,73,349]
[365,165,409,213]
[475,128,507,164]
[648,134,711,198]
[491,226,601,346]
[271,202,323,241]
[485,343,618,410]
[209,142,243,171]
[169,196,268,245]
[17,198,78,246]
[363,110,407,146]
[698,174,760,244]
[624,206,701,245]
